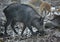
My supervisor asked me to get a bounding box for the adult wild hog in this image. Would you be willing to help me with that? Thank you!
[3,3,44,36]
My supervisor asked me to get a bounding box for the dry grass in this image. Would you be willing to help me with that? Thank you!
[39,0,51,17]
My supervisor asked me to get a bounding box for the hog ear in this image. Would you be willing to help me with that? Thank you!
[39,17,44,25]
[39,16,44,22]
[39,16,43,21]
